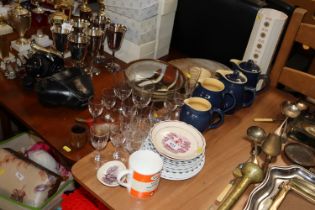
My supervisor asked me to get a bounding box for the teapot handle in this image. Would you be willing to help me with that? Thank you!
[208,108,224,129]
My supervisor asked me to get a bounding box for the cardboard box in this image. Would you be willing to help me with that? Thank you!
[104,0,178,62]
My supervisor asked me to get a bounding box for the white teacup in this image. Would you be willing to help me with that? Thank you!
[117,150,163,199]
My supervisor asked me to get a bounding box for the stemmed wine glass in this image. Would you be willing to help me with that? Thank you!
[101,88,116,122]
[105,23,127,72]
[184,67,201,97]
[110,124,127,161]
[90,123,109,166]
[84,27,104,76]
[88,96,104,121]
[132,84,155,117]
[67,32,90,69]
[113,76,132,113]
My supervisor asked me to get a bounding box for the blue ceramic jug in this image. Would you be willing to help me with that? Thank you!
[179,97,224,132]
[216,69,255,114]
[193,78,236,113]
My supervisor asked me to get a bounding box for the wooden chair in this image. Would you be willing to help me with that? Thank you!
[270,8,315,99]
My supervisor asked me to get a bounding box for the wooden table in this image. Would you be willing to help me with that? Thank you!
[0,21,130,164]
[72,88,296,210]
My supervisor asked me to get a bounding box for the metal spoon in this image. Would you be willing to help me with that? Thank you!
[275,101,302,138]
[247,126,266,164]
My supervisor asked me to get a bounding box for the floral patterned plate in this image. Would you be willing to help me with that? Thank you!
[97,160,126,187]
[150,121,206,160]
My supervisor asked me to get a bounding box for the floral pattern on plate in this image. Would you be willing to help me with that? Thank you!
[162,132,191,154]
[97,160,126,187]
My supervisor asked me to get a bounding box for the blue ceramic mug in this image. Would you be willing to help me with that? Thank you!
[193,78,236,113]
[179,97,224,132]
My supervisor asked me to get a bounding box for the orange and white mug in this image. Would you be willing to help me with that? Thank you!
[117,150,163,199]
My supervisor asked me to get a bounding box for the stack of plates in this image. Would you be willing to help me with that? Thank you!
[141,120,206,180]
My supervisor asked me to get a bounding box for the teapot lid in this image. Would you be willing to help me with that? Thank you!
[239,59,260,73]
[225,70,247,84]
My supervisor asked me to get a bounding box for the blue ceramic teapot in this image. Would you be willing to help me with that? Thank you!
[216,69,255,114]
[230,59,265,90]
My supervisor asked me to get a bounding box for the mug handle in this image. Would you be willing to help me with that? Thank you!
[117,169,132,189]
[208,108,224,129]
[242,87,256,107]
[222,92,236,113]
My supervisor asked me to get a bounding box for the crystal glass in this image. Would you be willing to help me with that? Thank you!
[105,23,127,72]
[88,96,104,120]
[84,27,104,76]
[123,117,150,154]
[113,76,132,113]
[101,88,116,122]
[67,32,90,69]
[90,123,109,165]
[185,67,201,97]
[110,131,126,161]
[132,84,155,111]
[173,91,186,120]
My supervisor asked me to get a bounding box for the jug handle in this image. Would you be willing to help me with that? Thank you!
[222,92,236,113]
[242,87,256,107]
[208,108,224,129]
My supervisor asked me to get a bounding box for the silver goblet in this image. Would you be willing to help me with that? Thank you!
[67,32,90,69]
[51,24,72,53]
[90,12,111,64]
[105,23,127,72]
[84,27,104,76]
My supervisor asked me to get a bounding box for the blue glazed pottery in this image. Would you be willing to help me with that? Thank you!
[193,78,236,113]
[179,97,224,132]
[216,69,255,114]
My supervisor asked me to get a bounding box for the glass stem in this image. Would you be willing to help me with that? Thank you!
[111,51,115,68]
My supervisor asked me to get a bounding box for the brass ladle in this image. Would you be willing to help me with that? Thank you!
[218,162,264,210]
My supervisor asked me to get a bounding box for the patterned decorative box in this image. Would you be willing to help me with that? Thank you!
[0,133,74,210]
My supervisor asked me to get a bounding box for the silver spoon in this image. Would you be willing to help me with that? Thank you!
[247,126,266,160]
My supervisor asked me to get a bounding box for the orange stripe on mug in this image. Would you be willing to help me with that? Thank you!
[130,188,156,199]
[133,171,160,183]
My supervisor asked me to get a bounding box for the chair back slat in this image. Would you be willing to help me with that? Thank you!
[270,8,315,98]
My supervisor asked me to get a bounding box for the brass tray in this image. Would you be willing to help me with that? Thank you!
[244,165,315,210]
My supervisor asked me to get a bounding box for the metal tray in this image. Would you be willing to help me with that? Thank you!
[244,165,315,210]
